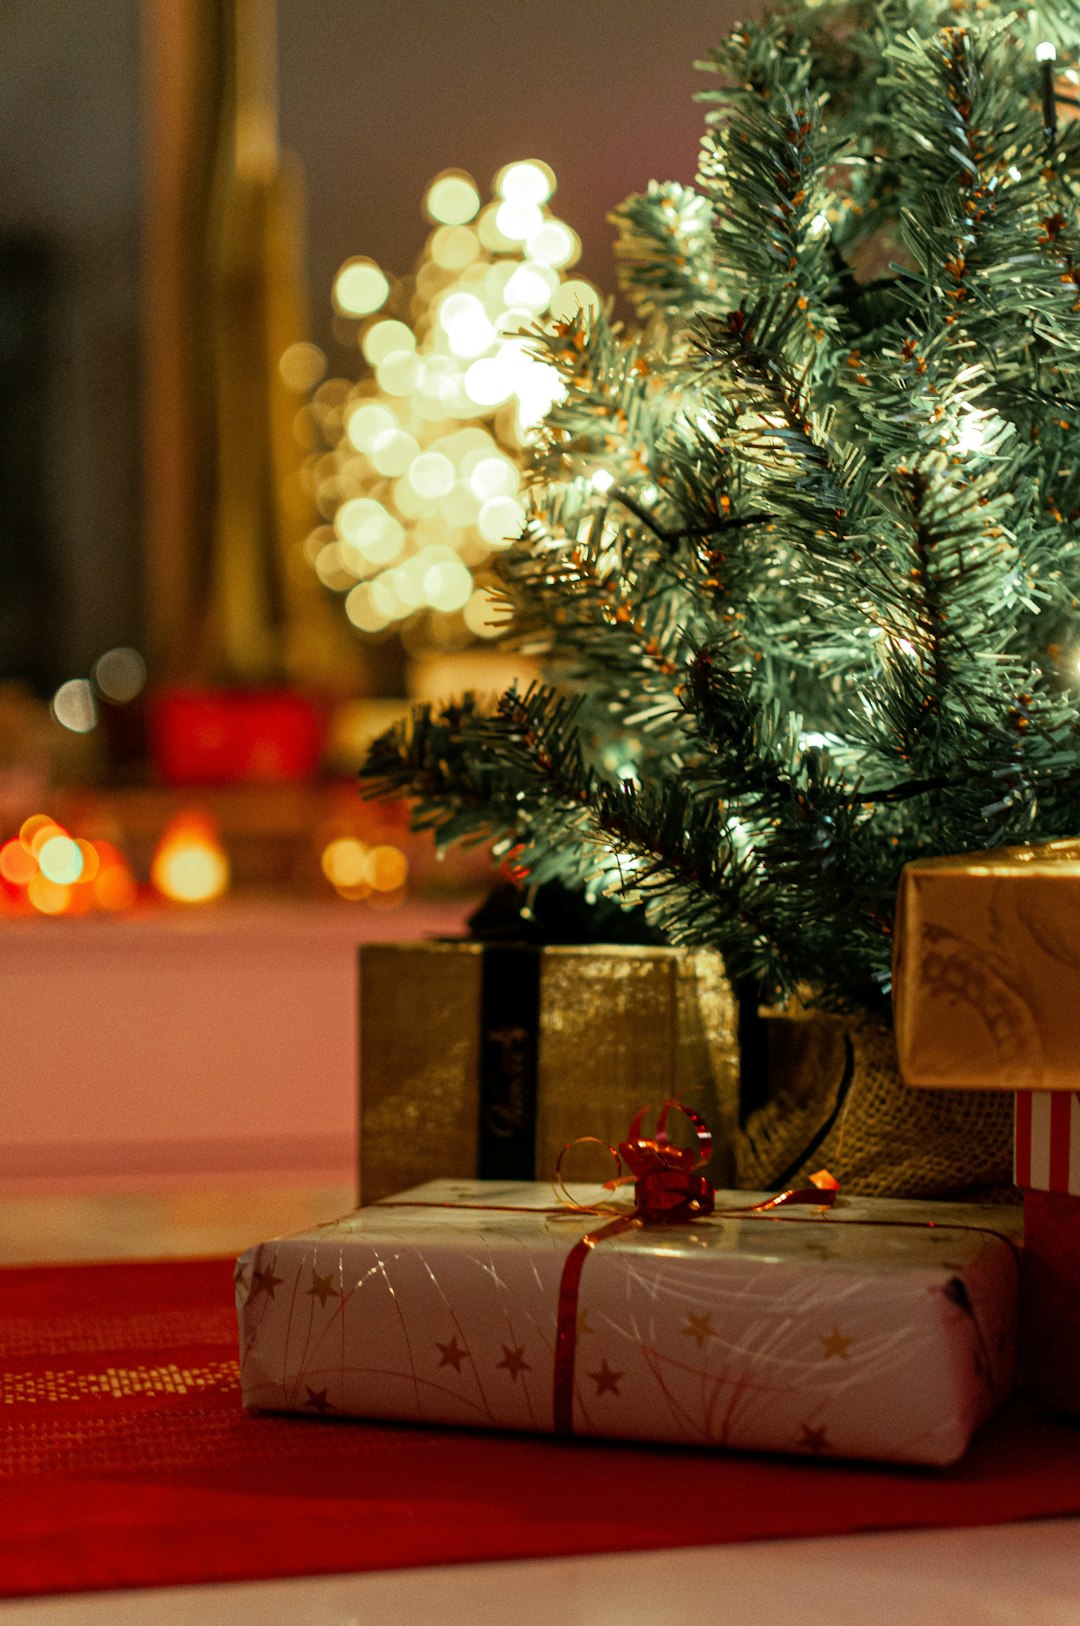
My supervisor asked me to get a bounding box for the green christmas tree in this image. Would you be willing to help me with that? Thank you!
[362,0,1080,1018]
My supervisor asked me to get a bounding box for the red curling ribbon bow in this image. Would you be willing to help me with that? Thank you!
[551,1102,839,1436]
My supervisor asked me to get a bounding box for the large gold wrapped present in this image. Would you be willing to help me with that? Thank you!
[894,840,1080,1093]
[359,942,739,1202]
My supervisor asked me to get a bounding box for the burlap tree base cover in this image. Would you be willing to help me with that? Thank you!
[736,1009,1015,1201]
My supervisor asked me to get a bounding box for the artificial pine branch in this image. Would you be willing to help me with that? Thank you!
[361,0,1080,1013]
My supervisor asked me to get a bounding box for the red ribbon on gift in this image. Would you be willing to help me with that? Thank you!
[550,1102,839,1435]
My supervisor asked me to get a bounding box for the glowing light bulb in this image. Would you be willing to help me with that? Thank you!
[51,680,97,734]
[322,837,369,889]
[333,258,390,317]
[0,839,35,885]
[75,840,100,883]
[369,577,404,621]
[362,320,416,365]
[425,172,481,225]
[494,201,544,242]
[495,160,554,207]
[369,428,419,477]
[336,497,404,563]
[19,814,58,855]
[430,224,481,271]
[809,211,829,236]
[476,204,518,252]
[526,221,578,268]
[151,815,229,904]
[93,646,147,704]
[93,845,137,912]
[344,583,389,632]
[345,401,397,452]
[38,835,84,885]
[28,873,70,915]
[467,454,519,499]
[503,262,557,313]
[954,411,988,455]
[408,451,456,499]
[1037,40,1057,62]
[590,468,616,494]
[366,845,408,891]
[375,350,421,396]
[478,495,526,547]
[422,556,473,610]
[313,155,581,650]
[548,279,601,323]
[463,356,514,408]
[315,542,356,589]
[438,291,496,359]
[278,342,326,392]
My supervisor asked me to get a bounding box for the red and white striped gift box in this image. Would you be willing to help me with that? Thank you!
[1014,1091,1080,1195]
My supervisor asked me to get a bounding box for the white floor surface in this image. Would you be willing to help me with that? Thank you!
[2,1519,1078,1626]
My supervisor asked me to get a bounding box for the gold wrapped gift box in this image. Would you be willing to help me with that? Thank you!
[894,840,1080,1094]
[359,942,739,1202]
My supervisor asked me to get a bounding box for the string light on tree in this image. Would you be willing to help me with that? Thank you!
[1038,40,1058,136]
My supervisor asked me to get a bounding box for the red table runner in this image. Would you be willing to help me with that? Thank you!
[2,1255,1079,1598]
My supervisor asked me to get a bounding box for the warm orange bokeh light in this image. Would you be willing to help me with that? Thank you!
[94,862,137,912]
[3,818,137,915]
[321,837,368,889]
[38,834,84,884]
[0,839,37,885]
[75,840,101,884]
[366,844,409,892]
[27,873,71,915]
[151,815,230,904]
[29,822,67,861]
[319,834,408,900]
[19,814,57,854]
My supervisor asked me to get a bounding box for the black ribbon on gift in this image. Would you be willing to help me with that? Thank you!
[467,881,667,1181]
[468,878,663,1183]
[477,943,541,1180]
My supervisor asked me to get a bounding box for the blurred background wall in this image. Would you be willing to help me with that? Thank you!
[0,0,743,692]
[277,0,743,367]
[0,0,142,691]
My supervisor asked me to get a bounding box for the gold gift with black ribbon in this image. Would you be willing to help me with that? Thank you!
[358,940,739,1202]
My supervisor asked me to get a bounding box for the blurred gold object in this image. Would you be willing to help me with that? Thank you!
[895,841,1080,1094]
[141,0,361,688]
[358,941,740,1202]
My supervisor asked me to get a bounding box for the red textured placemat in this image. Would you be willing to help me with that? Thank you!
[1,1256,1078,1598]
